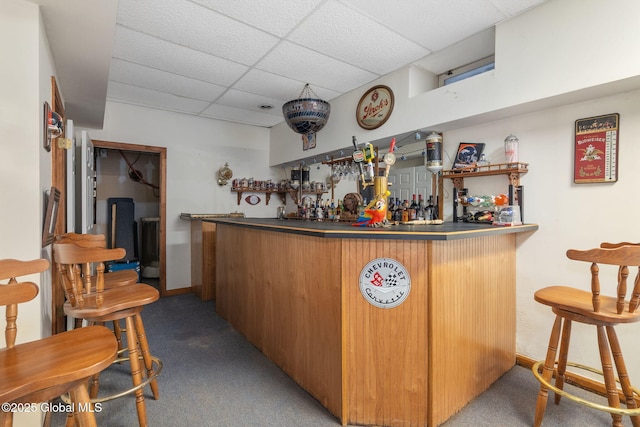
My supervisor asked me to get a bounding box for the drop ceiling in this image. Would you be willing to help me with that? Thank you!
[33,0,547,129]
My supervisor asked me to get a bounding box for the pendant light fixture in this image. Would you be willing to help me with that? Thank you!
[282,84,331,135]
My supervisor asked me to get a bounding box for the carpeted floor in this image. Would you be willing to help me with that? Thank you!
[51,290,634,426]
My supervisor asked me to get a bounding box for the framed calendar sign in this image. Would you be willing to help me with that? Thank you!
[574,113,619,183]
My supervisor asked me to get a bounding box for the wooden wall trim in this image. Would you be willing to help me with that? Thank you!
[90,139,167,297]
[51,76,66,334]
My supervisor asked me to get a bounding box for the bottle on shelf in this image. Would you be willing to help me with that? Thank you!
[426,196,435,220]
[393,198,402,222]
[316,201,324,221]
[417,194,426,220]
[401,200,409,223]
[310,200,317,220]
[387,196,395,222]
[504,134,519,164]
[409,194,418,221]
[477,153,490,168]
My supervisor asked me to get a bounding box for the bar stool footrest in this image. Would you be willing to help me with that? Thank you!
[532,359,640,416]
[61,356,162,404]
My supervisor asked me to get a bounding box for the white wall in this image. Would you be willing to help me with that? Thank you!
[80,102,281,290]
[442,89,640,378]
[0,1,56,424]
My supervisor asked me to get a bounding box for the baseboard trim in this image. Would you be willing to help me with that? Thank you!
[164,287,194,297]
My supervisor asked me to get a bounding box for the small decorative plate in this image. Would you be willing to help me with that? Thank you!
[245,195,261,205]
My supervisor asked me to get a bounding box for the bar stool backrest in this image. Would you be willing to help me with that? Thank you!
[567,244,640,314]
[53,243,126,309]
[0,259,48,348]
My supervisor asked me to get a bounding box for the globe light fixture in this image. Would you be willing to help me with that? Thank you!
[282,84,331,135]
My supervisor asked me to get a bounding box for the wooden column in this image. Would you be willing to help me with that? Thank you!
[191,220,217,301]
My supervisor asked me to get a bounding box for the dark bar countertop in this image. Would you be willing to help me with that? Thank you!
[206,217,538,241]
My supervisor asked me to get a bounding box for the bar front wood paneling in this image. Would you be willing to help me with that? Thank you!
[342,238,428,426]
[216,226,343,417]
[214,219,535,426]
[428,235,516,426]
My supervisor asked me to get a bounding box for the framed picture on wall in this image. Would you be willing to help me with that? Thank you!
[42,186,60,247]
[452,142,485,169]
[574,113,619,183]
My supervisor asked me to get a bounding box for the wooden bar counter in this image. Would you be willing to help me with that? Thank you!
[209,218,537,426]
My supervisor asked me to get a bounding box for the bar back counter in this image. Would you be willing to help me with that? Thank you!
[209,218,537,426]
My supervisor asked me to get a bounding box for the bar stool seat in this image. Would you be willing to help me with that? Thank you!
[0,258,118,427]
[532,244,640,427]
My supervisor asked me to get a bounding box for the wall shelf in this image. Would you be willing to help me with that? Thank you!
[231,189,328,205]
[231,189,286,206]
[441,162,529,223]
[441,162,528,189]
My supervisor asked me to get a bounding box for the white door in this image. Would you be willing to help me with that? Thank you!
[388,166,432,203]
[65,119,75,232]
[76,131,95,233]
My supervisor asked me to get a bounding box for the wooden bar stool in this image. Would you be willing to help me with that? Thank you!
[0,258,117,427]
[53,243,162,427]
[55,233,139,351]
[56,233,139,286]
[532,245,640,427]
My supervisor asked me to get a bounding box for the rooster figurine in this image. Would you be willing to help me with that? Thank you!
[352,191,391,227]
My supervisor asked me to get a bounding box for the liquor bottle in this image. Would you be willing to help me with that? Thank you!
[426,196,435,220]
[417,194,426,220]
[335,199,342,221]
[401,200,409,223]
[329,199,336,221]
[310,200,317,220]
[395,200,401,222]
[409,194,418,220]
[387,197,395,221]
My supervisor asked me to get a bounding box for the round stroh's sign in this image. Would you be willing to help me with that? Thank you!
[359,258,411,308]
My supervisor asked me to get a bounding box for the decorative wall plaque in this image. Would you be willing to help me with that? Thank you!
[574,113,619,183]
[356,85,394,130]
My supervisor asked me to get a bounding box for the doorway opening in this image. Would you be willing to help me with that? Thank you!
[92,140,167,297]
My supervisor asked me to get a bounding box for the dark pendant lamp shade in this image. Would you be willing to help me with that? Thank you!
[282,84,331,135]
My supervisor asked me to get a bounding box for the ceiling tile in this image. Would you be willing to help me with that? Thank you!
[200,103,284,127]
[191,0,325,37]
[256,41,379,93]
[288,1,430,75]
[234,69,343,102]
[107,81,211,114]
[216,89,285,116]
[112,26,249,86]
[109,59,227,101]
[116,0,279,65]
[489,0,547,16]
[343,0,506,51]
